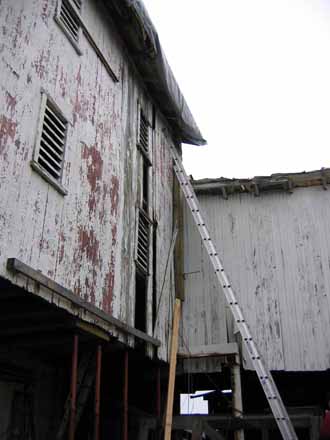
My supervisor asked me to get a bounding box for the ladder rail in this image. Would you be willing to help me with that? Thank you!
[171,146,298,440]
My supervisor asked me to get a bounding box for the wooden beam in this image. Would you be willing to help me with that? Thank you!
[178,342,238,358]
[7,258,160,347]
[164,298,181,440]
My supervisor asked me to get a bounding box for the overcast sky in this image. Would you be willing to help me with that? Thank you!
[143,0,330,179]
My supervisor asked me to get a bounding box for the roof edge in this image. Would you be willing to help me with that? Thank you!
[192,168,330,197]
[106,0,206,146]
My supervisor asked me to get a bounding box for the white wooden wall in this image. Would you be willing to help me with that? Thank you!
[0,0,175,361]
[183,185,330,371]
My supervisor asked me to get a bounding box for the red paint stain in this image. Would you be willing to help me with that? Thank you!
[102,223,117,314]
[0,115,17,155]
[58,232,65,264]
[72,92,89,125]
[110,175,119,217]
[76,227,101,305]
[81,143,103,192]
[78,227,100,266]
[32,48,50,79]
[6,92,17,115]
[41,0,51,25]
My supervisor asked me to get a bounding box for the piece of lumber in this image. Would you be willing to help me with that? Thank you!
[164,298,181,440]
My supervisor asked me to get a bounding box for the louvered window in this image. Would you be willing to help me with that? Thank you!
[37,99,67,181]
[139,111,150,156]
[136,209,151,275]
[59,0,81,43]
[72,0,82,11]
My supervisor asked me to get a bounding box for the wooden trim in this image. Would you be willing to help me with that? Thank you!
[178,343,239,358]
[6,258,161,347]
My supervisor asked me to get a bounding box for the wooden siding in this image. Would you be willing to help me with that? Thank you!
[0,0,175,360]
[183,186,330,371]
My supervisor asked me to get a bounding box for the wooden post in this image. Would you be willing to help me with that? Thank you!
[123,350,129,440]
[69,334,79,440]
[94,344,102,440]
[164,298,181,440]
[232,354,245,440]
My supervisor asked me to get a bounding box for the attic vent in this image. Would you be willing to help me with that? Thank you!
[38,100,67,180]
[139,111,149,155]
[136,210,150,275]
[72,0,82,11]
[60,0,80,42]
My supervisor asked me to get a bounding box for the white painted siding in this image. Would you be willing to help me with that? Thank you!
[183,186,330,371]
[0,0,175,361]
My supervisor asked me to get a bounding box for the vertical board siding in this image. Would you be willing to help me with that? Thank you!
[183,186,330,371]
[0,0,175,360]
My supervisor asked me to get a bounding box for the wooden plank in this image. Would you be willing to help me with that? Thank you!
[178,342,238,358]
[6,258,161,347]
[172,414,314,431]
[164,298,181,440]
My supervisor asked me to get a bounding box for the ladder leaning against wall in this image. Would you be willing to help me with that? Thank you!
[170,145,298,440]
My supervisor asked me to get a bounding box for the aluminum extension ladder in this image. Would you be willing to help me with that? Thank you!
[170,145,298,440]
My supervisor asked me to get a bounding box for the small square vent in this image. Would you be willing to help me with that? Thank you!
[59,0,80,42]
[37,100,67,181]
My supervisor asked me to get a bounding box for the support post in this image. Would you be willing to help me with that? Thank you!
[164,298,181,440]
[123,350,129,440]
[232,354,245,440]
[94,344,102,440]
[69,334,79,440]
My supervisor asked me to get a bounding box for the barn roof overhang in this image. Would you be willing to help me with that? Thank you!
[192,168,330,198]
[106,0,206,147]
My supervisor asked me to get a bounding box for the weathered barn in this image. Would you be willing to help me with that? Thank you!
[178,169,330,439]
[0,0,205,438]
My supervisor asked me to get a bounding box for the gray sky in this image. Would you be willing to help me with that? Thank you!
[143,0,330,179]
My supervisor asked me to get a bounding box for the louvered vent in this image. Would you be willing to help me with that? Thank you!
[60,0,80,42]
[136,210,150,275]
[38,100,67,180]
[139,111,149,155]
[72,0,82,11]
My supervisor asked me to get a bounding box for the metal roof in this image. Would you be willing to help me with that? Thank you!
[106,0,206,146]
